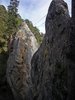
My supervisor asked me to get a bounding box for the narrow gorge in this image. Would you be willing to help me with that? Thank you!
[0,0,75,100]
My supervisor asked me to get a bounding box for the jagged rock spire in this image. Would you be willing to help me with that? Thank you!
[31,0,70,100]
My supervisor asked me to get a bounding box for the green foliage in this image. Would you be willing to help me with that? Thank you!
[0,5,8,53]
[0,5,8,78]
[25,19,43,44]
[0,5,8,84]
[7,0,19,35]
[6,12,17,35]
[0,34,8,53]
[0,5,8,35]
[0,3,23,86]
[0,3,22,81]
[16,14,23,27]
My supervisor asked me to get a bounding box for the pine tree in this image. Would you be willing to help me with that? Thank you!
[8,0,19,16]
[7,0,19,35]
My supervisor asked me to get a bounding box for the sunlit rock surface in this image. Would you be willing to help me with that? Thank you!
[31,0,70,100]
[7,21,38,100]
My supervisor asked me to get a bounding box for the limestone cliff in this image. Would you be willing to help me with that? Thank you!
[7,22,38,100]
[31,0,70,100]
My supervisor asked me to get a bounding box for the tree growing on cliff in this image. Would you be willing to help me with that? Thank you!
[7,0,19,35]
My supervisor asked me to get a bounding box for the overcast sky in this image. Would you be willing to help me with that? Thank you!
[0,0,71,33]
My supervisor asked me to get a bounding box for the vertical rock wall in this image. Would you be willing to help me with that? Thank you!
[7,22,38,100]
[68,0,75,99]
[31,0,70,100]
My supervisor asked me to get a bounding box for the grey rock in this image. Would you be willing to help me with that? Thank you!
[6,22,38,100]
[31,0,70,100]
[67,0,75,99]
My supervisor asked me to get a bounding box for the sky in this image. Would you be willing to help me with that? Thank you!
[0,0,71,33]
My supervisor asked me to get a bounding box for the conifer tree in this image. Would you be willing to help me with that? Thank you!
[7,0,19,35]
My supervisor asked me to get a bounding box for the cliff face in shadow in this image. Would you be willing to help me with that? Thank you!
[31,0,71,100]
[6,22,38,100]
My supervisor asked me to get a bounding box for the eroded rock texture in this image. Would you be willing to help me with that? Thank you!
[7,22,38,100]
[31,0,70,100]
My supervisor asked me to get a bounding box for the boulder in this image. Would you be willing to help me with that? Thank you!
[31,0,70,100]
[6,22,38,100]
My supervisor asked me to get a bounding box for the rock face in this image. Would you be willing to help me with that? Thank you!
[68,0,75,99]
[7,22,38,100]
[31,0,70,100]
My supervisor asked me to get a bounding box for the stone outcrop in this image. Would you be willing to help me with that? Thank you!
[6,22,38,100]
[31,0,71,100]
